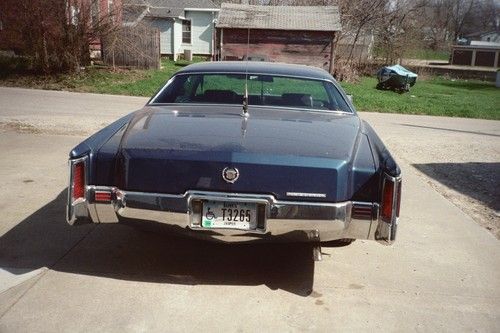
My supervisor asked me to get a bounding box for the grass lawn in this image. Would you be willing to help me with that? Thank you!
[341,77,499,120]
[373,48,450,61]
[0,58,200,97]
[1,59,498,120]
[403,49,450,61]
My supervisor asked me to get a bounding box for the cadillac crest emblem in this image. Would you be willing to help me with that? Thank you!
[222,167,239,183]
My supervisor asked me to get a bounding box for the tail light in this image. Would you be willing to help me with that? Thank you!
[352,204,373,220]
[381,179,394,220]
[381,176,401,221]
[94,190,112,202]
[71,160,86,201]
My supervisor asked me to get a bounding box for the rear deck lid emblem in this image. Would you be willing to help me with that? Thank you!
[222,167,239,183]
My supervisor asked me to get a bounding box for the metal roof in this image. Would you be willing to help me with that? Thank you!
[216,3,341,32]
[124,0,217,9]
[175,61,335,81]
[124,0,217,19]
[147,7,184,18]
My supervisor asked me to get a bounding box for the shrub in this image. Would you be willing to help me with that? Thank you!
[0,54,33,77]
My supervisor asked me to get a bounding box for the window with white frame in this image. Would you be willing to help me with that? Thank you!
[182,20,191,44]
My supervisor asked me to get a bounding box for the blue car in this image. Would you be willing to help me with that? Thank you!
[66,62,401,246]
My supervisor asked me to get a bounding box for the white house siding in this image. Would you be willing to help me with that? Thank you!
[183,10,216,55]
[480,32,500,43]
[142,10,217,58]
[146,18,173,54]
[173,19,183,58]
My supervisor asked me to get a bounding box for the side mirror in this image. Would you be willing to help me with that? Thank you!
[346,94,353,103]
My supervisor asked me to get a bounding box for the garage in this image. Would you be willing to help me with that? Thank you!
[215,3,341,72]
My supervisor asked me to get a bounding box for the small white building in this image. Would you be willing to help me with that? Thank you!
[124,0,219,59]
[478,31,500,43]
[466,30,500,44]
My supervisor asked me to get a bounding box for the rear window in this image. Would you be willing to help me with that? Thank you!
[152,74,351,112]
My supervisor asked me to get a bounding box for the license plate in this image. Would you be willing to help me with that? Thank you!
[201,201,257,230]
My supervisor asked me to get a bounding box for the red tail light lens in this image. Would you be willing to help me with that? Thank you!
[381,179,394,220]
[72,162,85,200]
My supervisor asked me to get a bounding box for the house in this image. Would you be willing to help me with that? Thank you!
[466,30,500,44]
[479,31,500,43]
[215,3,341,73]
[336,30,375,63]
[123,0,219,60]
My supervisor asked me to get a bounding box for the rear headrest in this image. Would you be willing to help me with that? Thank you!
[203,90,237,103]
[281,93,313,107]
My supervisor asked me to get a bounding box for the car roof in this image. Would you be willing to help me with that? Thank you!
[176,61,335,81]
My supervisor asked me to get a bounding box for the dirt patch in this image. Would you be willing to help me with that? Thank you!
[361,112,500,240]
[0,121,42,134]
[0,120,91,136]
[376,120,500,239]
[413,163,500,239]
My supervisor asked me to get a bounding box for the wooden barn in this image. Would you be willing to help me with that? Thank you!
[215,3,341,72]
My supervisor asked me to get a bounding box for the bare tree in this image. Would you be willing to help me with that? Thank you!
[102,22,161,70]
[449,0,476,40]
[477,0,499,32]
[0,0,121,74]
[336,0,388,63]
[376,0,428,63]
[422,0,452,49]
[418,0,499,51]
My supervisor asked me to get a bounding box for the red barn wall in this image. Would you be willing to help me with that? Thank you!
[218,28,334,71]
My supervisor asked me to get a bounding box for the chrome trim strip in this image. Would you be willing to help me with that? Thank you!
[148,103,352,116]
[375,173,402,245]
[149,76,175,104]
[67,181,402,245]
[66,156,89,225]
[286,192,327,198]
[71,187,389,243]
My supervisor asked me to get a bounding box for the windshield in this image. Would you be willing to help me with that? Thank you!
[152,73,352,112]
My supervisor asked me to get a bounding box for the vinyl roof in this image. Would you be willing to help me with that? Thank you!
[175,61,334,81]
[216,3,341,32]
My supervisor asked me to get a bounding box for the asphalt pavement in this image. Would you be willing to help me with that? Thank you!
[0,87,499,332]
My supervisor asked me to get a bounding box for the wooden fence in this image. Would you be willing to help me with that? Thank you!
[103,25,160,70]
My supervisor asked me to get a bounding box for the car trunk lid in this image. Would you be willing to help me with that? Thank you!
[115,105,362,202]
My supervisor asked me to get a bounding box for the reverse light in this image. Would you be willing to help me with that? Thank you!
[72,161,85,201]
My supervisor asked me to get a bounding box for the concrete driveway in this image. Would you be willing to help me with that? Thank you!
[0,87,499,332]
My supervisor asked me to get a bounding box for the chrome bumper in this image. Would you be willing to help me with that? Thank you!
[67,186,397,245]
